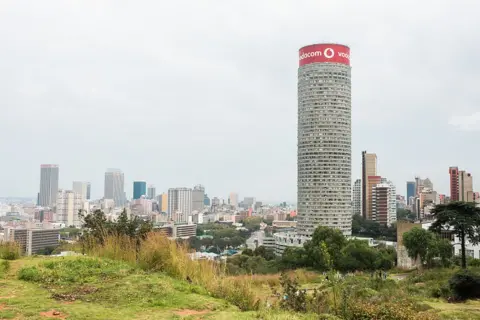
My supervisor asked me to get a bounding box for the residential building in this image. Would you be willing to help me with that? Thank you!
[72,181,89,200]
[366,176,382,220]
[362,152,377,219]
[133,181,147,200]
[449,167,459,201]
[352,179,361,216]
[56,190,85,227]
[104,169,125,207]
[192,185,205,212]
[172,223,197,239]
[39,164,59,207]
[167,188,192,223]
[372,183,396,226]
[147,185,156,200]
[458,171,473,202]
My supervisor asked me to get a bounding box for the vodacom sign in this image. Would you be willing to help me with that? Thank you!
[299,44,350,67]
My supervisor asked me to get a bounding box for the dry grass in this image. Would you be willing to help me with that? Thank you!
[85,232,259,311]
[0,241,21,260]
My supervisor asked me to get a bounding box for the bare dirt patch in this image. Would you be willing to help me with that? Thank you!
[0,295,15,299]
[174,309,211,317]
[39,310,67,319]
[0,303,9,310]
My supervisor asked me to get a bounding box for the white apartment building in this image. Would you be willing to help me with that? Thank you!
[56,190,87,227]
[352,179,361,216]
[168,188,192,223]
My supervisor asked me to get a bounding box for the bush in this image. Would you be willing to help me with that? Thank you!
[449,269,480,301]
[0,241,21,260]
[347,302,438,320]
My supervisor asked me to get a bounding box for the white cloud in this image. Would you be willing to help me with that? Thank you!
[448,112,480,131]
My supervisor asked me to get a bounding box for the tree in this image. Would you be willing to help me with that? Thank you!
[281,247,308,269]
[338,240,377,272]
[304,226,346,269]
[402,227,434,267]
[437,237,454,267]
[429,202,480,269]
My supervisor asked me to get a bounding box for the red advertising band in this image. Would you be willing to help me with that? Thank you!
[299,44,350,66]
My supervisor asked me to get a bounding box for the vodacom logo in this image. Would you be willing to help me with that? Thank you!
[323,48,335,59]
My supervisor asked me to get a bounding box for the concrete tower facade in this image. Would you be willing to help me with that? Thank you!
[39,164,59,208]
[297,44,352,236]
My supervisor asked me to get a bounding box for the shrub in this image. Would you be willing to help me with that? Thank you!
[449,269,480,301]
[0,241,21,260]
[18,266,42,282]
[348,302,438,320]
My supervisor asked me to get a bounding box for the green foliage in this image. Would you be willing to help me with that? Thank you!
[254,245,276,261]
[338,240,376,272]
[279,272,307,312]
[429,201,480,269]
[242,248,254,256]
[449,269,480,301]
[305,226,345,270]
[0,241,21,260]
[352,214,397,241]
[402,227,434,265]
[227,254,279,275]
[281,247,308,269]
[80,209,153,246]
[18,257,135,285]
[397,209,417,222]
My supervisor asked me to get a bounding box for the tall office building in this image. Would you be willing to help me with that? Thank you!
[72,181,89,200]
[167,188,192,223]
[39,164,59,207]
[297,44,352,237]
[406,181,415,204]
[449,167,459,201]
[161,193,168,212]
[458,171,473,202]
[133,181,147,200]
[86,182,91,200]
[147,185,156,200]
[192,185,205,212]
[362,151,377,219]
[104,169,125,207]
[352,179,362,216]
[229,192,239,208]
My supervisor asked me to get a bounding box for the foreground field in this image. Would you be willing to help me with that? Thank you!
[1,256,480,319]
[0,256,316,320]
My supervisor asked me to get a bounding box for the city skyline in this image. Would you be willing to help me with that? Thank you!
[2,1,480,201]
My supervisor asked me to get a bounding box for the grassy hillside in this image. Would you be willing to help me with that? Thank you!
[0,256,315,319]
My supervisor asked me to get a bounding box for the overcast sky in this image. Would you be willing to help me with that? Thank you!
[1,1,479,202]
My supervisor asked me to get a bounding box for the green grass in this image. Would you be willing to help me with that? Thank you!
[0,256,317,319]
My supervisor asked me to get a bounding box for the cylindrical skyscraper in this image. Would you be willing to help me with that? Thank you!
[297,44,352,237]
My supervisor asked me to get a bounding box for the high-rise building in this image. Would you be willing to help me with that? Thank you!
[56,189,84,227]
[372,183,396,226]
[458,171,473,202]
[86,182,91,200]
[192,185,205,212]
[449,167,459,201]
[167,188,192,223]
[362,152,377,219]
[366,176,382,220]
[229,192,239,208]
[297,44,352,237]
[39,164,59,208]
[352,179,362,216]
[406,181,415,204]
[423,178,433,190]
[104,169,125,207]
[133,181,147,200]
[147,185,156,200]
[381,178,397,225]
[161,193,168,212]
[72,181,89,200]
